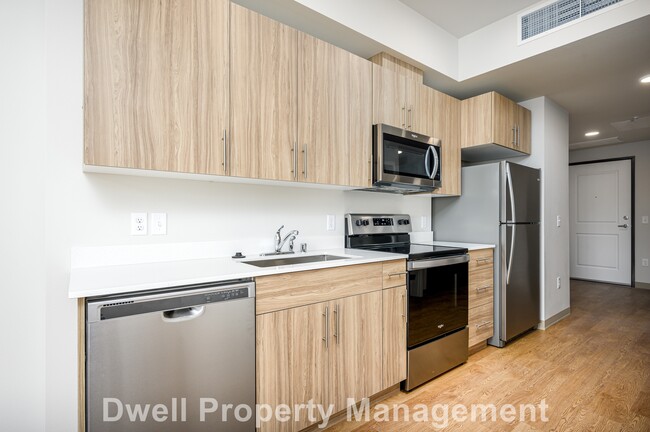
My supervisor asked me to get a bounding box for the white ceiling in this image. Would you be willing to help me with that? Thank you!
[399,0,542,37]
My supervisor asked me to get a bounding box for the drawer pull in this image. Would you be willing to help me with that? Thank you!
[475,257,492,264]
[475,285,491,293]
[388,272,408,277]
[476,321,493,329]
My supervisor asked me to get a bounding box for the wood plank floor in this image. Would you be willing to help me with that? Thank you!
[326,280,650,431]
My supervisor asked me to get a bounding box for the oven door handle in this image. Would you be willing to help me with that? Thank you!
[407,254,469,270]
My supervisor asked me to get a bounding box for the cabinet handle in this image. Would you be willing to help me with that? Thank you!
[302,144,308,179]
[408,106,412,130]
[401,293,406,320]
[388,271,408,277]
[475,285,491,293]
[517,125,521,147]
[476,321,493,329]
[322,306,329,349]
[368,159,372,184]
[222,129,228,174]
[401,106,406,128]
[291,141,297,180]
[512,126,516,147]
[475,257,492,265]
[334,304,340,344]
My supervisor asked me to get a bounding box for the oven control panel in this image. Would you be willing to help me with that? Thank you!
[346,214,412,235]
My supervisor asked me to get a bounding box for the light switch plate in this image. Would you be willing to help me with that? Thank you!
[643,259,649,267]
[556,215,561,227]
[151,213,167,235]
[326,214,336,231]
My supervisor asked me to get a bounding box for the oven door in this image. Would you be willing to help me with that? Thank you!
[374,124,441,188]
[407,255,469,349]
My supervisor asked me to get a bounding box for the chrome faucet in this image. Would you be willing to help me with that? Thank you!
[274,225,299,254]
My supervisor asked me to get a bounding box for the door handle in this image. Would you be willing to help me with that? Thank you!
[401,293,406,320]
[388,272,408,277]
[334,304,340,344]
[162,306,204,323]
[475,285,491,293]
[407,106,412,130]
[401,106,406,128]
[302,144,308,179]
[222,129,228,174]
[618,224,629,228]
[322,306,329,349]
[292,141,297,180]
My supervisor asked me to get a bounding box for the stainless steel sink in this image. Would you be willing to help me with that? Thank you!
[243,254,350,268]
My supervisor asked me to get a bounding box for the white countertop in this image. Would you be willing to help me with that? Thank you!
[415,240,495,251]
[68,248,407,298]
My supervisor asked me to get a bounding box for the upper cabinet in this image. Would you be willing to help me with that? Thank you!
[298,34,373,187]
[230,5,372,187]
[229,4,297,182]
[84,0,229,174]
[461,91,531,162]
[432,91,461,196]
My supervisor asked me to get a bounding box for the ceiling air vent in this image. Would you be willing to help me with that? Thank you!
[520,0,624,42]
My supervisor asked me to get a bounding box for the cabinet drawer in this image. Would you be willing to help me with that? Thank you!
[382,260,407,288]
[468,303,494,346]
[469,266,493,308]
[256,262,382,314]
[469,248,493,272]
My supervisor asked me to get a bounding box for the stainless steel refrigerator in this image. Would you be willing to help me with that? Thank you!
[432,161,540,347]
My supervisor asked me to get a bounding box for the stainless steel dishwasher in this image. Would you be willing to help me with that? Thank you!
[86,279,255,432]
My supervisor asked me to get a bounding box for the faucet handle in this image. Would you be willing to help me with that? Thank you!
[276,225,284,235]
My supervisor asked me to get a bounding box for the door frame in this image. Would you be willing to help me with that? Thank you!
[569,156,635,286]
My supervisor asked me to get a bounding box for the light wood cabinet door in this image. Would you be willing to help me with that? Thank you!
[460,93,492,149]
[410,82,436,137]
[433,91,461,196]
[517,105,532,154]
[84,0,229,174]
[229,4,297,181]
[372,64,407,129]
[492,92,518,148]
[256,302,328,432]
[329,292,383,412]
[298,34,372,186]
[382,286,407,388]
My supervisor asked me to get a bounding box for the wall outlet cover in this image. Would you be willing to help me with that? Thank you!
[326,214,336,231]
[556,276,561,289]
[643,259,649,267]
[643,216,649,224]
[130,212,147,236]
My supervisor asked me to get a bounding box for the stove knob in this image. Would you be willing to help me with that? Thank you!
[355,220,362,227]
[397,219,403,225]
[363,220,370,226]
[404,219,410,225]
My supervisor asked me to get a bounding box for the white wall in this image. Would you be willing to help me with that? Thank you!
[0,1,47,430]
[569,141,650,285]
[514,97,570,322]
[8,0,432,430]
[458,0,650,80]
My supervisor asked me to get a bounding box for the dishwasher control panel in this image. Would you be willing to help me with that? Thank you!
[205,287,249,303]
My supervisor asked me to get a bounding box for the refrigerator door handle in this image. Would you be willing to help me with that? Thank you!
[506,163,516,223]
[506,224,516,284]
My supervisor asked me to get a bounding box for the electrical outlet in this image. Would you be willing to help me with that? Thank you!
[326,214,336,231]
[556,277,561,289]
[556,215,561,227]
[643,216,649,224]
[151,213,167,235]
[643,259,649,267]
[130,212,147,236]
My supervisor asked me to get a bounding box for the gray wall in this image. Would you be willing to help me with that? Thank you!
[569,140,650,285]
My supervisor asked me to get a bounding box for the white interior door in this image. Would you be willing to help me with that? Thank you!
[569,160,632,285]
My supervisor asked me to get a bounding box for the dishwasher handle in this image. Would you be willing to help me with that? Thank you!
[162,306,205,323]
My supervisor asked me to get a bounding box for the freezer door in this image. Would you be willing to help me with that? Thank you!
[503,162,541,223]
[502,223,540,341]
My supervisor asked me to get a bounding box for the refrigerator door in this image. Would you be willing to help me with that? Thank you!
[501,223,540,342]
[502,162,541,223]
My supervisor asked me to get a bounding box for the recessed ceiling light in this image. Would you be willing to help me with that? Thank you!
[641,74,650,84]
[585,131,600,137]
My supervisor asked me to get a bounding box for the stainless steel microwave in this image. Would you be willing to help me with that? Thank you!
[372,124,441,194]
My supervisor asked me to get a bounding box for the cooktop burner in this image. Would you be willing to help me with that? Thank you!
[344,214,468,260]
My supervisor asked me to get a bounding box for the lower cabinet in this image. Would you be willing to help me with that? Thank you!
[468,248,495,349]
[382,285,407,388]
[256,260,406,431]
[257,292,382,431]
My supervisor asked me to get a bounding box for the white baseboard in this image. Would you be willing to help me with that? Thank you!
[537,307,571,330]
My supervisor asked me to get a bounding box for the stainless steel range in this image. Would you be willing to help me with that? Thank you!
[345,214,469,391]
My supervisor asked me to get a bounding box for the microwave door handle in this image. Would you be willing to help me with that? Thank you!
[431,146,439,180]
[424,146,432,178]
